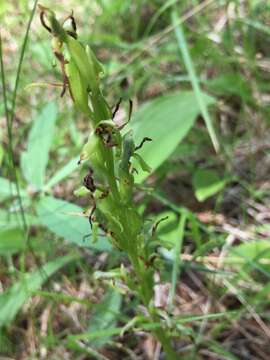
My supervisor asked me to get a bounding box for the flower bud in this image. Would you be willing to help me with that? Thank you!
[66,37,97,92]
[85,45,104,82]
[80,131,99,163]
[74,186,90,197]
[66,59,92,116]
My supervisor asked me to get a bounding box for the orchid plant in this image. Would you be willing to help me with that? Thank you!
[40,6,178,359]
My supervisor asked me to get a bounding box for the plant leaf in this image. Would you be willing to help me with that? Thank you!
[44,156,79,191]
[0,177,27,201]
[0,226,45,255]
[87,287,122,348]
[192,169,226,202]
[36,196,111,251]
[0,228,26,255]
[0,209,39,230]
[0,254,76,327]
[21,102,57,190]
[172,10,219,152]
[68,288,122,349]
[229,240,270,274]
[131,91,215,183]
[207,73,252,103]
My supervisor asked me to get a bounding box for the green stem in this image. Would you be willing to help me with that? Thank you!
[91,90,120,201]
[126,238,178,359]
[98,143,120,201]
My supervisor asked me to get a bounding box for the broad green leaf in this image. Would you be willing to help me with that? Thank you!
[0,177,26,200]
[68,288,122,349]
[36,196,111,251]
[0,228,26,255]
[0,227,44,255]
[86,288,122,348]
[131,91,215,183]
[21,102,57,190]
[231,240,270,260]
[44,156,79,191]
[192,169,226,202]
[0,254,76,327]
[207,73,252,103]
[0,209,39,230]
[229,240,270,273]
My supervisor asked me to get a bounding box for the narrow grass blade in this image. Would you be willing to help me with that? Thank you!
[240,18,270,36]
[0,1,39,276]
[171,10,219,152]
[208,340,240,360]
[1,0,39,235]
[68,327,123,342]
[10,0,39,124]
[168,209,188,311]
[143,0,179,37]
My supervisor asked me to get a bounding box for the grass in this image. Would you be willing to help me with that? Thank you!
[0,0,270,359]
[172,8,219,152]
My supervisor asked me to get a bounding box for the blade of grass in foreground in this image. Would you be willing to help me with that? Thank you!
[168,209,188,312]
[1,0,39,227]
[171,9,219,152]
[0,0,39,274]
